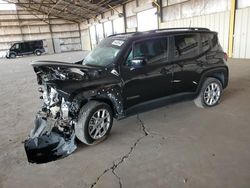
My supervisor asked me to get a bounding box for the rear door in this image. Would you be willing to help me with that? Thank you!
[170,33,202,94]
[19,42,31,55]
[121,36,173,109]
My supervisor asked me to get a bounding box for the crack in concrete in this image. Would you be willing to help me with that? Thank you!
[90,115,149,188]
[136,114,150,136]
[112,167,122,188]
[137,114,168,140]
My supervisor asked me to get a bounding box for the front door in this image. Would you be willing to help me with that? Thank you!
[121,37,173,109]
[10,43,20,55]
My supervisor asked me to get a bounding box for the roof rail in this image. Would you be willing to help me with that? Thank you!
[108,32,137,38]
[107,27,210,38]
[151,27,210,33]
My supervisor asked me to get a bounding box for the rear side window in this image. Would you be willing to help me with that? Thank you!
[210,33,218,47]
[201,34,210,52]
[201,33,218,53]
[133,37,168,64]
[174,34,199,60]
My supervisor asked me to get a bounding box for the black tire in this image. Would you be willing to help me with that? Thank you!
[35,50,42,56]
[194,77,223,108]
[9,53,16,59]
[75,101,113,145]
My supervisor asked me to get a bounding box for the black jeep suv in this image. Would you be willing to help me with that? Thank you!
[25,28,228,163]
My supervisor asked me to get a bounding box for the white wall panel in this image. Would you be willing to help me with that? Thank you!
[137,8,158,31]
[81,29,91,51]
[237,0,250,9]
[113,18,125,34]
[160,11,230,53]
[233,7,250,59]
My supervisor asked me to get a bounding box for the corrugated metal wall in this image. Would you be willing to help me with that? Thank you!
[81,0,250,59]
[160,11,230,53]
[233,7,250,59]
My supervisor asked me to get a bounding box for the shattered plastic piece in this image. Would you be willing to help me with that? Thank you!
[24,131,76,164]
[24,116,76,164]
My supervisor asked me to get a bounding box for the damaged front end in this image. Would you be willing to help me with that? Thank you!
[25,60,122,163]
[24,86,77,163]
[25,61,92,163]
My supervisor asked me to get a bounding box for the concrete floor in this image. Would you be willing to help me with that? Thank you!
[0,52,250,188]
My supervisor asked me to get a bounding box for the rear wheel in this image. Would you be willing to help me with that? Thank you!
[75,101,113,145]
[35,50,42,56]
[194,77,223,108]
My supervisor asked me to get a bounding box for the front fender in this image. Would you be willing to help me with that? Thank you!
[72,85,124,116]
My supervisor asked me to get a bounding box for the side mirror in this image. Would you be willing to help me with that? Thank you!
[130,57,147,69]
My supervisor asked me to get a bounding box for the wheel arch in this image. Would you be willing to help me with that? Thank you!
[34,49,42,54]
[70,87,124,119]
[9,51,17,57]
[197,66,229,94]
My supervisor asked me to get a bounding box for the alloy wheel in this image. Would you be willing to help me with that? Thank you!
[88,109,111,139]
[203,82,221,106]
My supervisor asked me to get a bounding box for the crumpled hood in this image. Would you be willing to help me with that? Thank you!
[31,60,120,100]
[31,60,102,77]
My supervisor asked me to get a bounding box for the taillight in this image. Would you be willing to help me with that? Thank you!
[224,52,228,61]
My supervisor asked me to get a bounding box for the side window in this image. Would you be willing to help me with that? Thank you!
[20,43,26,50]
[125,50,133,66]
[28,42,34,50]
[13,43,20,49]
[201,33,210,53]
[200,33,218,53]
[174,34,199,59]
[133,37,168,64]
[209,33,218,48]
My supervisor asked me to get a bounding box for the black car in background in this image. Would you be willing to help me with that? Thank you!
[25,28,229,163]
[6,40,45,58]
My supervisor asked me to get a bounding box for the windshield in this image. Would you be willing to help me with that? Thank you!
[83,38,126,67]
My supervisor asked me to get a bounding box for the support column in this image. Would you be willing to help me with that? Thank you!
[48,16,55,53]
[122,4,127,33]
[228,0,236,58]
[78,23,83,50]
[16,8,24,41]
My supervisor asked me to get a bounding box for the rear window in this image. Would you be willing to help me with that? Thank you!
[174,34,199,60]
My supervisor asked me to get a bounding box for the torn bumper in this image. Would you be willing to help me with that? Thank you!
[24,132,76,164]
[24,117,77,164]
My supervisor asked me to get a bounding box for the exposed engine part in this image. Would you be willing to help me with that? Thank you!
[61,98,69,120]
[24,85,77,164]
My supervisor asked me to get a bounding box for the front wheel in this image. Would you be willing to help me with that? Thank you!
[9,53,16,59]
[194,77,223,108]
[75,101,113,145]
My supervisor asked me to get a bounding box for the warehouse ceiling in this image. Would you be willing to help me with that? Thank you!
[4,0,127,22]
